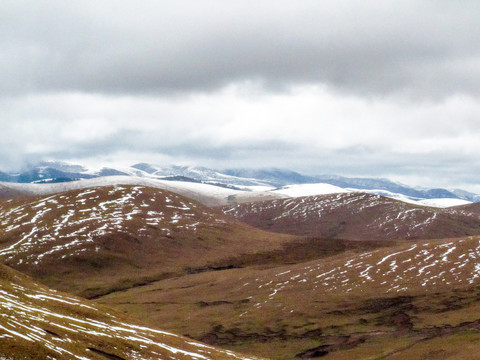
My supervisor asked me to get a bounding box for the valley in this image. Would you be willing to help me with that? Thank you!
[96,236,480,359]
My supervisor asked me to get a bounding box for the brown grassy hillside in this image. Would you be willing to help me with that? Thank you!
[0,185,297,298]
[0,262,262,360]
[99,236,480,359]
[222,192,480,240]
[5,185,480,359]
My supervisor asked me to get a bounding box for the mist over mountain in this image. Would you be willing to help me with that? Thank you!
[0,161,478,204]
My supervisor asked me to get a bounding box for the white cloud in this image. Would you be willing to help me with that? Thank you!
[0,84,479,188]
[0,1,479,190]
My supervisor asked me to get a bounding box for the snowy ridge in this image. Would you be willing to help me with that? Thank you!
[222,192,480,240]
[2,161,479,207]
[351,188,472,208]
[270,184,472,208]
[271,183,348,197]
[0,176,243,206]
[1,176,473,209]
[417,198,472,208]
[151,236,480,321]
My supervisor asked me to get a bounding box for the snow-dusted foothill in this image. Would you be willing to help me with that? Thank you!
[0,263,260,360]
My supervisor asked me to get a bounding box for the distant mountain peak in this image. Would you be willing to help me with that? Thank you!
[0,161,478,204]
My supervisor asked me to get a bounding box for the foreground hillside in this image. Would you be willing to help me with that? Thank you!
[0,185,297,298]
[0,262,260,360]
[222,192,480,240]
[99,235,480,359]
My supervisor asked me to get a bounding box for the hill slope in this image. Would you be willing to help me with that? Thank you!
[0,183,26,199]
[222,192,480,240]
[0,185,294,298]
[0,262,260,360]
[98,235,480,359]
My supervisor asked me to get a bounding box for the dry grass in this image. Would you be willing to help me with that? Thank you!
[98,236,480,359]
[0,262,263,360]
[3,185,480,359]
[221,192,480,240]
[0,185,298,298]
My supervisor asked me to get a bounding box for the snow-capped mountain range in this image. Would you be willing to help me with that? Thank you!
[1,161,479,207]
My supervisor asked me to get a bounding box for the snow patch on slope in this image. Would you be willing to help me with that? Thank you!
[271,183,348,197]
[0,265,259,360]
[0,176,242,206]
[348,188,472,208]
[1,176,473,208]
[417,198,472,208]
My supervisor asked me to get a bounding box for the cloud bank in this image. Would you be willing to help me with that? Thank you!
[2,0,480,97]
[1,1,480,190]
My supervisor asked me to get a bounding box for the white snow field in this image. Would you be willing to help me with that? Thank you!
[0,176,472,208]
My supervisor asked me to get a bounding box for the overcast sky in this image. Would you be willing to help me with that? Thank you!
[1,0,480,191]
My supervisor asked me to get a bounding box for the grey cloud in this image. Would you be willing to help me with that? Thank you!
[2,1,480,192]
[1,1,480,98]
[20,126,299,166]
[1,119,480,191]
[295,146,480,189]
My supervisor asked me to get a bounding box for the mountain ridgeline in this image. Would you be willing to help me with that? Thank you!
[222,192,480,240]
[1,161,479,202]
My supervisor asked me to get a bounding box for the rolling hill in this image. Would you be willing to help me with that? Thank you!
[98,235,480,359]
[0,185,297,298]
[222,192,480,240]
[0,261,261,360]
